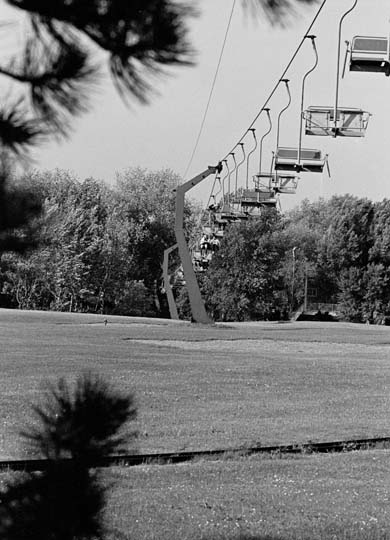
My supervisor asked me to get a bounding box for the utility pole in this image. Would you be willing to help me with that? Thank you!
[304,262,308,312]
[291,246,297,311]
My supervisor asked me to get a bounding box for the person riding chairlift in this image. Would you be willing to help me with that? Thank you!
[211,235,220,252]
[200,234,210,257]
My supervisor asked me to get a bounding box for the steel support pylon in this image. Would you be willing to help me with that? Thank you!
[174,164,222,324]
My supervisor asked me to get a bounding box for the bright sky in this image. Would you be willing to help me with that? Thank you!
[1,0,389,211]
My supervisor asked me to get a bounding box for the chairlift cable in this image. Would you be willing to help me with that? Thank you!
[182,0,238,179]
[222,0,329,161]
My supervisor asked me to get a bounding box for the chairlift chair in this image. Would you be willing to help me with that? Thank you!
[349,35,390,75]
[192,250,202,263]
[240,189,277,208]
[193,260,206,272]
[272,173,298,194]
[232,208,250,220]
[218,204,237,221]
[253,172,273,191]
[191,249,203,270]
[304,106,371,137]
[212,217,227,236]
[274,147,326,173]
[202,226,213,236]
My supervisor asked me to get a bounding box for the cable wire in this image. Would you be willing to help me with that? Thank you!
[222,0,329,161]
[182,0,237,179]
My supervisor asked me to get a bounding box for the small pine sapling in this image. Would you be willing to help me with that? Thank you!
[0,372,137,540]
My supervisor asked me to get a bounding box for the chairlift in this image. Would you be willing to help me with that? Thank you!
[192,249,206,272]
[234,210,250,220]
[349,36,390,75]
[192,250,202,262]
[218,204,237,220]
[272,173,298,194]
[254,172,298,195]
[213,207,238,232]
[304,106,371,137]
[202,226,213,236]
[212,214,228,235]
[274,147,326,173]
[240,189,277,208]
[252,172,272,191]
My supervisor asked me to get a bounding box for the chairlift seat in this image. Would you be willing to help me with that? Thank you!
[252,172,273,192]
[217,205,237,221]
[220,213,237,222]
[241,189,277,207]
[254,172,297,193]
[274,147,325,173]
[234,211,249,220]
[214,214,228,223]
[229,195,241,205]
[192,251,202,261]
[350,36,390,75]
[273,173,298,194]
[304,106,370,137]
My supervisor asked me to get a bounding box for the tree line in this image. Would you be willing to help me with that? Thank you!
[2,169,389,324]
[0,168,197,318]
[197,195,390,324]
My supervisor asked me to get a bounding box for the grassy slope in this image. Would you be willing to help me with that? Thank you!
[104,450,390,540]
[2,308,390,459]
[3,309,390,539]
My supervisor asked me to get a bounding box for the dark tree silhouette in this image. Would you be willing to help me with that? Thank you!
[0,372,137,540]
[0,155,42,252]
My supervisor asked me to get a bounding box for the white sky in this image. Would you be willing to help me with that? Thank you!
[1,0,390,211]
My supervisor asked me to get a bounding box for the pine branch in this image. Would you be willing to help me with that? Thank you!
[7,0,197,103]
[243,0,319,24]
[1,23,100,137]
[0,100,43,154]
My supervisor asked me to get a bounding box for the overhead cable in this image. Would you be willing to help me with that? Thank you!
[222,0,329,161]
[182,0,237,179]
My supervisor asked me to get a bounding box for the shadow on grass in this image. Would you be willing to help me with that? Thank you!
[203,532,390,540]
[201,528,390,540]
[0,464,105,540]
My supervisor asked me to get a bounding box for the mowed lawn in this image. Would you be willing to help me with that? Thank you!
[2,308,390,459]
[103,450,390,540]
[3,450,390,539]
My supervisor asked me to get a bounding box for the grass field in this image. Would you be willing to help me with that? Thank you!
[102,450,390,540]
[3,307,390,539]
[2,450,390,539]
[2,308,390,459]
